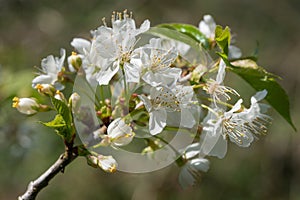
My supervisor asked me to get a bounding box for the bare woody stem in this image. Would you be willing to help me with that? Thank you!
[18,145,79,200]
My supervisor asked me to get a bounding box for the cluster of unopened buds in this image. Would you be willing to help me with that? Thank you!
[13,10,275,188]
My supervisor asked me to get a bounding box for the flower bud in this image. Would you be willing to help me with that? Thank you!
[107,118,135,146]
[54,90,66,103]
[86,154,99,168]
[12,97,39,115]
[69,92,81,113]
[86,154,118,173]
[35,83,56,96]
[97,155,118,173]
[68,52,82,72]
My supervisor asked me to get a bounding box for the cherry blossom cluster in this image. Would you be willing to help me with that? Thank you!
[13,11,271,188]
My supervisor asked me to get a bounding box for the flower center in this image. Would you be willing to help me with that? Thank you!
[151,88,180,111]
[223,118,246,145]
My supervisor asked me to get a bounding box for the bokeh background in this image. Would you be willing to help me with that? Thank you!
[1,0,300,199]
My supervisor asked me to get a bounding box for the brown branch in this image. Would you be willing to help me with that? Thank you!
[18,146,79,200]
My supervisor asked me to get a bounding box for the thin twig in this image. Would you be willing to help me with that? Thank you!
[18,146,79,200]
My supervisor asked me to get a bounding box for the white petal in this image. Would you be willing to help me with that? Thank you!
[96,62,119,85]
[142,68,181,88]
[149,110,167,135]
[180,109,196,128]
[71,38,91,54]
[137,19,150,35]
[138,94,152,112]
[228,45,242,59]
[216,59,226,83]
[108,118,134,146]
[184,143,201,159]
[225,99,243,117]
[124,62,140,83]
[190,158,210,172]
[199,15,216,39]
[251,89,267,104]
[32,75,55,89]
[178,165,196,189]
[41,55,56,75]
[200,126,227,159]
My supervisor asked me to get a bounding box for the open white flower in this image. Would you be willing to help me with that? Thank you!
[12,97,39,115]
[179,157,210,188]
[204,59,239,106]
[178,143,210,188]
[131,38,180,88]
[235,90,271,135]
[32,49,66,90]
[93,11,150,85]
[70,37,105,86]
[200,90,270,159]
[139,85,196,135]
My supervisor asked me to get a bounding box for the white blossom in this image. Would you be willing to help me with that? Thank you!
[12,97,39,115]
[32,49,66,90]
[87,154,118,173]
[139,85,196,135]
[93,11,150,85]
[97,155,118,173]
[94,118,135,147]
[106,118,135,146]
[67,52,83,72]
[70,37,103,86]
[178,143,210,188]
[131,38,180,88]
[228,45,242,60]
[204,59,239,105]
[200,90,270,159]
[199,15,242,59]
[235,90,271,135]
[199,15,216,40]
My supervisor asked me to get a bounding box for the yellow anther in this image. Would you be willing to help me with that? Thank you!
[109,164,117,173]
[12,97,19,108]
[35,83,43,90]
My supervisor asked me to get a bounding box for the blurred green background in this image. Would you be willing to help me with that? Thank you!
[0,0,299,199]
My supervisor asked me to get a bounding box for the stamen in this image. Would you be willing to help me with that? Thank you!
[102,17,107,27]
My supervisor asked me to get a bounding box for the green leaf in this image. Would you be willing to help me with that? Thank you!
[50,97,75,141]
[51,97,72,125]
[157,23,210,49]
[41,114,66,128]
[215,25,231,55]
[40,114,70,139]
[146,27,202,52]
[229,59,296,131]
